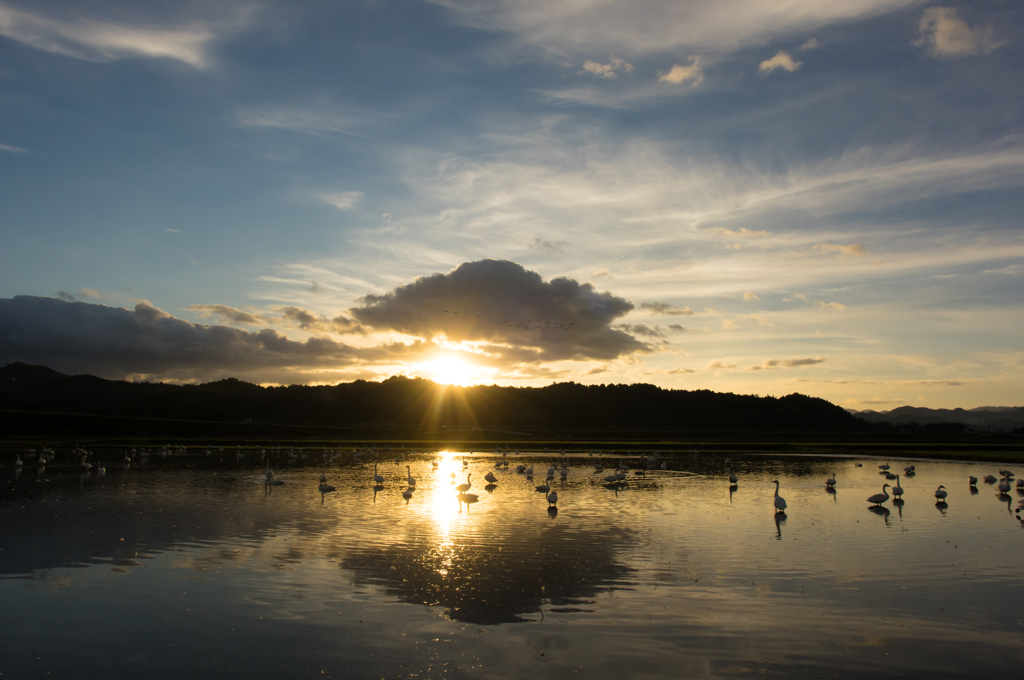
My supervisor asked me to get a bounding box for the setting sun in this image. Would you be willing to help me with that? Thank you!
[420,356,487,386]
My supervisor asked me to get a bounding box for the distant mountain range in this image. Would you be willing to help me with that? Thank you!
[847,406,1024,432]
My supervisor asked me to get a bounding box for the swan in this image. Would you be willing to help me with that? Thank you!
[484,471,498,484]
[603,473,619,483]
[320,468,327,484]
[560,467,568,479]
[456,474,472,493]
[983,475,997,483]
[934,485,947,501]
[374,464,385,485]
[615,469,626,481]
[402,488,413,500]
[825,473,836,487]
[998,476,1011,494]
[969,475,978,486]
[729,471,738,485]
[526,465,534,477]
[772,480,787,513]
[867,484,890,506]
[15,455,23,467]
[264,463,273,480]
[999,469,1014,477]
[406,465,416,487]
[1017,479,1024,490]
[319,474,336,494]
[878,463,890,470]
[535,481,550,492]
[546,490,558,507]
[891,475,903,499]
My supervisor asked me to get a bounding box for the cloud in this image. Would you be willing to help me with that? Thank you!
[0,3,230,68]
[704,227,772,239]
[707,360,737,370]
[186,304,266,326]
[530,237,569,252]
[815,243,867,258]
[319,191,363,210]
[845,398,904,406]
[721,320,741,330]
[640,302,694,316]
[743,292,761,302]
[0,295,407,383]
[580,58,633,78]
[749,313,773,326]
[585,366,609,375]
[0,142,27,153]
[816,300,846,311]
[667,324,686,333]
[744,356,825,371]
[982,264,1022,276]
[758,50,802,75]
[440,0,918,58]
[665,367,695,374]
[658,57,703,86]
[349,260,649,363]
[913,6,1002,57]
[800,38,820,50]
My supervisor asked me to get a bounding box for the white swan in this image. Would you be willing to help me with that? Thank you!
[934,485,947,501]
[729,471,738,485]
[825,472,836,487]
[867,484,890,506]
[772,480,787,513]
[484,471,498,484]
[969,475,978,486]
[405,465,417,487]
[891,475,903,499]
[535,481,550,492]
[546,490,558,507]
[374,463,385,485]
[456,473,472,493]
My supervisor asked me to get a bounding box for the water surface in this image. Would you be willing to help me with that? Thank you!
[2,449,1023,679]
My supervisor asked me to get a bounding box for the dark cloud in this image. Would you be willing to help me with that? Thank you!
[744,357,826,371]
[0,296,411,382]
[350,260,649,363]
[668,324,686,332]
[530,237,569,252]
[665,367,695,374]
[640,302,694,316]
[277,306,366,336]
[614,323,665,338]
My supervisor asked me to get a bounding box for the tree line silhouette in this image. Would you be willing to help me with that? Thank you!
[0,362,863,433]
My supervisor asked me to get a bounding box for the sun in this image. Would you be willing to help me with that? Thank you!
[421,356,484,386]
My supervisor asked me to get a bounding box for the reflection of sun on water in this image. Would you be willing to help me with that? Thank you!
[430,450,460,575]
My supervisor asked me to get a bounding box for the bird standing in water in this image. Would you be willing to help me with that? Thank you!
[772,480,787,513]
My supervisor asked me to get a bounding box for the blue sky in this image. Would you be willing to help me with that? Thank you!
[1,0,1022,408]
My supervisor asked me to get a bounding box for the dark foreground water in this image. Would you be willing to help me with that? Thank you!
[2,448,1023,679]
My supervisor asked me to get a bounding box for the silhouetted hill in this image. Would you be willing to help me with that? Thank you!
[0,363,862,433]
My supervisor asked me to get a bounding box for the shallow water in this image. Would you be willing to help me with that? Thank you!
[2,449,1023,679]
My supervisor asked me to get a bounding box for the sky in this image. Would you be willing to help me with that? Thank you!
[1,0,1022,410]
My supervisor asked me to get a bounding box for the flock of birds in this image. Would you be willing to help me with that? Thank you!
[10,445,1024,518]
[763,462,1024,517]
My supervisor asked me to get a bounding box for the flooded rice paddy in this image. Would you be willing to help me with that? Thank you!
[2,447,1023,679]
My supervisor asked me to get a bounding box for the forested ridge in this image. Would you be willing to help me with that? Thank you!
[0,362,862,432]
